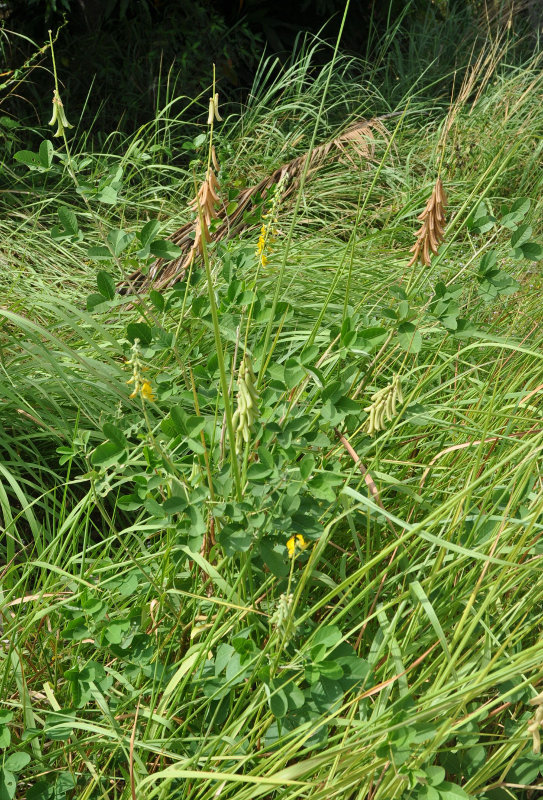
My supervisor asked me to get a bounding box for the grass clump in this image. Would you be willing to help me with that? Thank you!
[1,16,543,800]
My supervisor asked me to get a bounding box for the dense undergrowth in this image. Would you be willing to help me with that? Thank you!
[1,9,543,800]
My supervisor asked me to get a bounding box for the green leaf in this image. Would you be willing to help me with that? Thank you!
[500,197,530,228]
[317,660,343,679]
[478,250,497,274]
[310,677,343,712]
[104,620,131,645]
[397,322,422,353]
[58,206,79,236]
[108,229,134,256]
[126,322,153,345]
[269,686,288,718]
[150,239,183,260]
[0,768,16,800]
[169,406,188,434]
[247,463,273,481]
[102,422,127,448]
[86,293,110,311]
[39,139,53,169]
[313,625,343,651]
[283,681,305,710]
[97,270,116,299]
[139,219,161,246]
[299,453,315,480]
[425,765,445,786]
[61,616,90,641]
[87,246,112,261]
[27,781,53,800]
[53,772,76,799]
[507,753,541,784]
[184,415,206,437]
[309,472,343,502]
[0,727,10,749]
[150,289,165,310]
[259,540,289,577]
[510,223,532,248]
[14,149,40,167]
[90,440,125,468]
[520,241,543,261]
[162,496,187,514]
[437,782,472,800]
[284,358,305,389]
[4,753,30,773]
[97,185,118,204]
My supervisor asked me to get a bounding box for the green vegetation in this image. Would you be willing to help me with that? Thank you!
[1,9,543,800]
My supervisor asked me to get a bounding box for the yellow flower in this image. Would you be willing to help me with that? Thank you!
[128,378,155,401]
[141,380,156,402]
[286,534,308,558]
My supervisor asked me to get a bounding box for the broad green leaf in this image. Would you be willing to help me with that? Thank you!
[90,440,125,468]
[316,660,343,679]
[312,625,343,650]
[107,229,134,256]
[104,620,130,645]
[126,322,153,345]
[61,617,90,641]
[39,139,53,168]
[247,463,273,481]
[13,149,40,167]
[139,219,161,246]
[0,768,16,800]
[269,687,288,718]
[102,422,127,448]
[425,765,446,786]
[97,185,118,204]
[478,250,497,274]
[86,292,110,311]
[259,540,289,577]
[438,782,472,800]
[520,241,543,261]
[27,781,52,800]
[58,206,79,236]
[150,289,165,310]
[150,239,183,260]
[162,496,187,514]
[284,358,305,389]
[299,453,315,480]
[397,321,422,353]
[87,246,112,260]
[97,270,116,299]
[510,223,532,248]
[0,727,10,749]
[4,752,30,772]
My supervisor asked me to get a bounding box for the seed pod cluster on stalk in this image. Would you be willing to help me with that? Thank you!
[407,177,447,267]
[270,593,297,641]
[364,375,403,436]
[232,355,259,455]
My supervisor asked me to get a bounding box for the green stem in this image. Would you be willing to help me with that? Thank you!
[195,178,243,501]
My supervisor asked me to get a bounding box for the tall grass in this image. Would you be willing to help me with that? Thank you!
[1,12,543,800]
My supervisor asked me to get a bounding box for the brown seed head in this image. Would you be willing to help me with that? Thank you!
[408,178,447,267]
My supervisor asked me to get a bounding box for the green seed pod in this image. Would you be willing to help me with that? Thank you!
[232,354,260,455]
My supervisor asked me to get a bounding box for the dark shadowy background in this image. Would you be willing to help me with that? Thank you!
[1,0,541,141]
